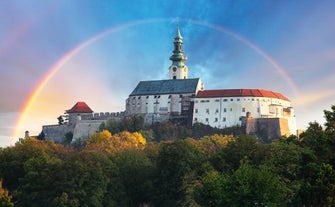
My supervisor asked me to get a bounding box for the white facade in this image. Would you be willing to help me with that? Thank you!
[193,95,296,135]
[127,93,193,115]
[126,78,203,123]
[169,65,188,79]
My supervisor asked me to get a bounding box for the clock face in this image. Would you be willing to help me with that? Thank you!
[172,67,177,72]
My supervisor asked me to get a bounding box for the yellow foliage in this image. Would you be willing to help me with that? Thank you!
[86,130,112,145]
[86,130,146,154]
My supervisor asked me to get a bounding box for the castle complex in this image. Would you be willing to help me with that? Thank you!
[42,25,296,143]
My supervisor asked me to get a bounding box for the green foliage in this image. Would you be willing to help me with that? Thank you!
[324,104,335,134]
[153,139,206,206]
[109,149,154,206]
[211,135,267,173]
[63,131,73,145]
[101,116,144,134]
[14,153,63,207]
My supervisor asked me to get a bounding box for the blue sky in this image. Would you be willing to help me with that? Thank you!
[1,0,335,146]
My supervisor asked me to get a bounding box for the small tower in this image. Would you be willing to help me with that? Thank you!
[169,24,188,79]
[66,102,93,125]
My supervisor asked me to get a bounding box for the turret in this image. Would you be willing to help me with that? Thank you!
[168,24,188,79]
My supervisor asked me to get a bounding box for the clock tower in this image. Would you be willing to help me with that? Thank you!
[169,24,188,79]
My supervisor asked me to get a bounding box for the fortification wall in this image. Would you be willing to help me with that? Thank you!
[92,111,125,120]
[72,120,105,142]
[245,117,290,142]
[43,111,125,143]
[43,124,74,143]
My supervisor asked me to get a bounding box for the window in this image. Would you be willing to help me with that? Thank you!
[237,98,240,101]
[206,108,209,114]
[230,99,233,101]
[257,107,260,112]
[179,94,183,98]
[205,118,209,122]
[223,99,228,102]
[215,109,219,113]
[215,99,220,102]
[154,96,157,98]
[146,96,149,99]
[223,117,226,122]
[224,108,227,112]
[194,118,198,122]
[195,109,198,113]
[215,118,218,122]
[242,108,245,112]
[230,108,232,111]
[138,96,141,99]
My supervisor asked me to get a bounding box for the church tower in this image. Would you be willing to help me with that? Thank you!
[169,24,188,79]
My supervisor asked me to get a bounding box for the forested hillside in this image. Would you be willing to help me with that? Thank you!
[1,105,335,207]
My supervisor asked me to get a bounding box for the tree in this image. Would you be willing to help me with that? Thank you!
[14,153,63,207]
[109,149,155,206]
[211,135,264,173]
[86,130,146,154]
[228,161,289,206]
[196,161,289,207]
[0,179,13,207]
[153,139,206,206]
[56,150,112,207]
[57,115,64,125]
[324,105,335,134]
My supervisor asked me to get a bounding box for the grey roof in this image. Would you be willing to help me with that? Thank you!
[130,78,200,96]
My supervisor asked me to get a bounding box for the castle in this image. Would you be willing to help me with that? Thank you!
[42,25,296,143]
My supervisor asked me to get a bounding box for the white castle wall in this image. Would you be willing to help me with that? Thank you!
[126,93,195,124]
[193,96,296,135]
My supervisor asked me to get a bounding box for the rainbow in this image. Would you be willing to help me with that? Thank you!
[188,19,300,95]
[11,18,299,143]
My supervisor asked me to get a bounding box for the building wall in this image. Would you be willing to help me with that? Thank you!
[192,96,296,135]
[126,93,195,123]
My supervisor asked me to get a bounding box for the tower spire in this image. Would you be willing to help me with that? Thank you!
[169,24,188,79]
[176,23,182,39]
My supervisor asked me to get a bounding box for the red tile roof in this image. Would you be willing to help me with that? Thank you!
[66,102,93,113]
[196,89,290,101]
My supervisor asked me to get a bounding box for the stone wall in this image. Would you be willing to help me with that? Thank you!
[43,124,74,143]
[72,120,105,142]
[245,117,290,143]
[42,111,125,143]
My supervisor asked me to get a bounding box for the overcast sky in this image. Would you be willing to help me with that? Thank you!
[1,0,335,146]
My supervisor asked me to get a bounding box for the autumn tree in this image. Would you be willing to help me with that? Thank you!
[0,179,13,207]
[86,130,146,153]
